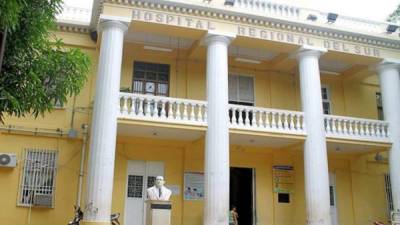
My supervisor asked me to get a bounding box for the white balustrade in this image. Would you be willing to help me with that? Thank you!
[324,115,390,142]
[56,5,91,25]
[235,0,300,19]
[119,93,207,126]
[119,93,391,142]
[228,104,306,135]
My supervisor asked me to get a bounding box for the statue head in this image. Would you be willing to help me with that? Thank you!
[155,176,165,188]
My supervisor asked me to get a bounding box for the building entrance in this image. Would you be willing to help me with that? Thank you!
[124,160,164,225]
[230,167,255,225]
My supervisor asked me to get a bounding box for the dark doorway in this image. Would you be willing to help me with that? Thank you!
[230,167,254,225]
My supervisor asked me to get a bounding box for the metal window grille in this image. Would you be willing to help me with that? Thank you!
[376,92,384,120]
[329,186,335,206]
[385,173,394,218]
[132,61,170,96]
[147,176,156,188]
[18,149,58,207]
[321,86,331,114]
[127,175,143,198]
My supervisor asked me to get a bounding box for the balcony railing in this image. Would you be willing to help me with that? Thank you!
[324,115,389,142]
[228,104,305,135]
[119,92,207,126]
[119,93,390,143]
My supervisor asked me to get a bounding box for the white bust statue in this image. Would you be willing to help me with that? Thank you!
[146,176,172,201]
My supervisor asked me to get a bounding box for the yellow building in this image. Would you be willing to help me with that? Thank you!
[1,1,400,225]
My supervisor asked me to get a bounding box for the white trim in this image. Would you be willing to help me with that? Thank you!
[92,0,400,50]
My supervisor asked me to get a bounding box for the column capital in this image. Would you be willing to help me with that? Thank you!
[98,15,130,33]
[294,45,327,60]
[374,58,400,73]
[202,30,236,46]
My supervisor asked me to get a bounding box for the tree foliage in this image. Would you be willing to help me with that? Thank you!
[387,4,400,23]
[0,0,90,122]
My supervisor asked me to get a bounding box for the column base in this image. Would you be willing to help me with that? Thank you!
[81,221,110,225]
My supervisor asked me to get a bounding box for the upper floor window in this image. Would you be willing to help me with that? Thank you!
[321,86,331,114]
[376,92,384,120]
[229,74,254,106]
[132,61,170,96]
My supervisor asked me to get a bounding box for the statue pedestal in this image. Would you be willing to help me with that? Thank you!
[145,200,172,225]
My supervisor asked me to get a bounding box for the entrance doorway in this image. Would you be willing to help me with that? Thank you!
[230,167,255,225]
[124,160,164,225]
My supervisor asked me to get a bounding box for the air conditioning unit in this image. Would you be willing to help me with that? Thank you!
[0,153,17,167]
[33,193,53,208]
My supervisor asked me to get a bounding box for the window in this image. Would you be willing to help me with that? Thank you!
[132,61,170,96]
[321,86,331,114]
[329,185,335,206]
[18,149,58,207]
[229,74,254,106]
[53,98,64,109]
[376,92,384,120]
[127,175,143,198]
[147,176,156,188]
[229,75,255,125]
[278,193,290,203]
[385,173,394,218]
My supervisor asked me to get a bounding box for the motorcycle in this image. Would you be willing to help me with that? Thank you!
[67,205,120,225]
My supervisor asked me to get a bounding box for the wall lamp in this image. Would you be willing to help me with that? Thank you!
[386,24,398,33]
[307,14,318,22]
[327,13,338,23]
[224,0,235,6]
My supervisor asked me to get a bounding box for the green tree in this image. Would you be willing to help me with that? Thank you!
[0,0,90,122]
[387,4,400,23]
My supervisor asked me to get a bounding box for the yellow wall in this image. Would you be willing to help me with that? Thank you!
[0,17,392,225]
[110,137,391,225]
[120,42,383,120]
[0,133,85,225]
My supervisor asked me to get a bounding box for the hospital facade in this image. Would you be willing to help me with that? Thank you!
[1,1,400,225]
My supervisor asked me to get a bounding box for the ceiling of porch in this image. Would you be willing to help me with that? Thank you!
[124,28,377,79]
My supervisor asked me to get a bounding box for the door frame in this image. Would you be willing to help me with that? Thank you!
[124,160,164,225]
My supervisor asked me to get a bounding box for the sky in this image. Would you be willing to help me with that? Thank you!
[64,0,399,22]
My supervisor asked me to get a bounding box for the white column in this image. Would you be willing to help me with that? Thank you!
[376,59,400,213]
[203,31,235,225]
[83,19,128,224]
[295,46,331,225]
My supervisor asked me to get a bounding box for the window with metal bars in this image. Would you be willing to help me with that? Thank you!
[132,61,170,96]
[376,92,384,120]
[127,175,143,198]
[18,149,58,207]
[321,86,331,114]
[385,173,394,218]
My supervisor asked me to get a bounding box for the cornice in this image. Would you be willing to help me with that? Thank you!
[57,24,90,34]
[96,0,400,50]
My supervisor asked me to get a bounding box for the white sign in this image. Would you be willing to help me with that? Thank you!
[184,172,204,200]
[166,185,181,196]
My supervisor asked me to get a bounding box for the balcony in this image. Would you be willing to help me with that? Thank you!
[118,93,390,144]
